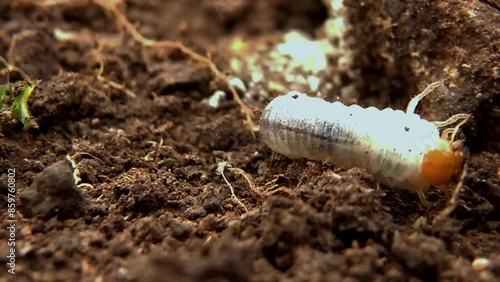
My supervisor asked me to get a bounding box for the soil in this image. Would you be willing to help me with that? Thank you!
[0,0,499,281]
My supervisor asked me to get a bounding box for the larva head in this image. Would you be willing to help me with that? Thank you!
[421,139,466,186]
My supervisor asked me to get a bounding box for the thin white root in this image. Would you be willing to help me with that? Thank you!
[66,153,96,189]
[406,81,443,114]
[144,137,163,161]
[96,61,137,98]
[77,183,95,189]
[233,166,264,201]
[217,161,249,212]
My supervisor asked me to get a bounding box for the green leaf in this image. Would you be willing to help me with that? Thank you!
[12,81,39,130]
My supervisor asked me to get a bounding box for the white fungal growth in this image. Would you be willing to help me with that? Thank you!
[275,31,334,73]
[208,90,226,109]
[260,91,443,192]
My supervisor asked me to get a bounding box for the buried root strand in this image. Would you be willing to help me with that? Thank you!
[217,161,263,213]
[25,0,256,131]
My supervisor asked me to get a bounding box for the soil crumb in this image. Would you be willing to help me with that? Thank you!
[19,160,88,220]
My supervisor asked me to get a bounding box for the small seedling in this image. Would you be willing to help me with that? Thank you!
[217,161,249,212]
[66,153,101,189]
[0,56,39,130]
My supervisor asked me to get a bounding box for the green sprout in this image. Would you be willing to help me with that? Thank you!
[0,56,39,130]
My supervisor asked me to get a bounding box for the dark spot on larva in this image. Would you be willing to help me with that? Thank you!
[349,113,353,116]
[405,126,410,132]
[408,149,412,152]
[292,94,299,99]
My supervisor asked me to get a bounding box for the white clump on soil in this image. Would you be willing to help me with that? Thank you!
[227,30,336,105]
[226,0,360,105]
[275,31,334,73]
[207,90,226,109]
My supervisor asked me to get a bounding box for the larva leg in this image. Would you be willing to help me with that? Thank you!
[271,152,286,160]
[433,163,468,223]
[406,81,443,114]
[440,128,455,140]
[450,114,470,141]
[435,114,470,141]
[418,191,431,208]
[433,113,470,128]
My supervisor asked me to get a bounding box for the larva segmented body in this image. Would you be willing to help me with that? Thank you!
[260,91,459,192]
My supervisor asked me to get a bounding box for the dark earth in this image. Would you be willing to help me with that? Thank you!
[0,0,499,281]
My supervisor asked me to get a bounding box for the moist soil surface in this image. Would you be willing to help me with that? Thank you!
[1,1,499,281]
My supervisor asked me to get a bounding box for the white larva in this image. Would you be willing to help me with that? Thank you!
[260,90,467,192]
